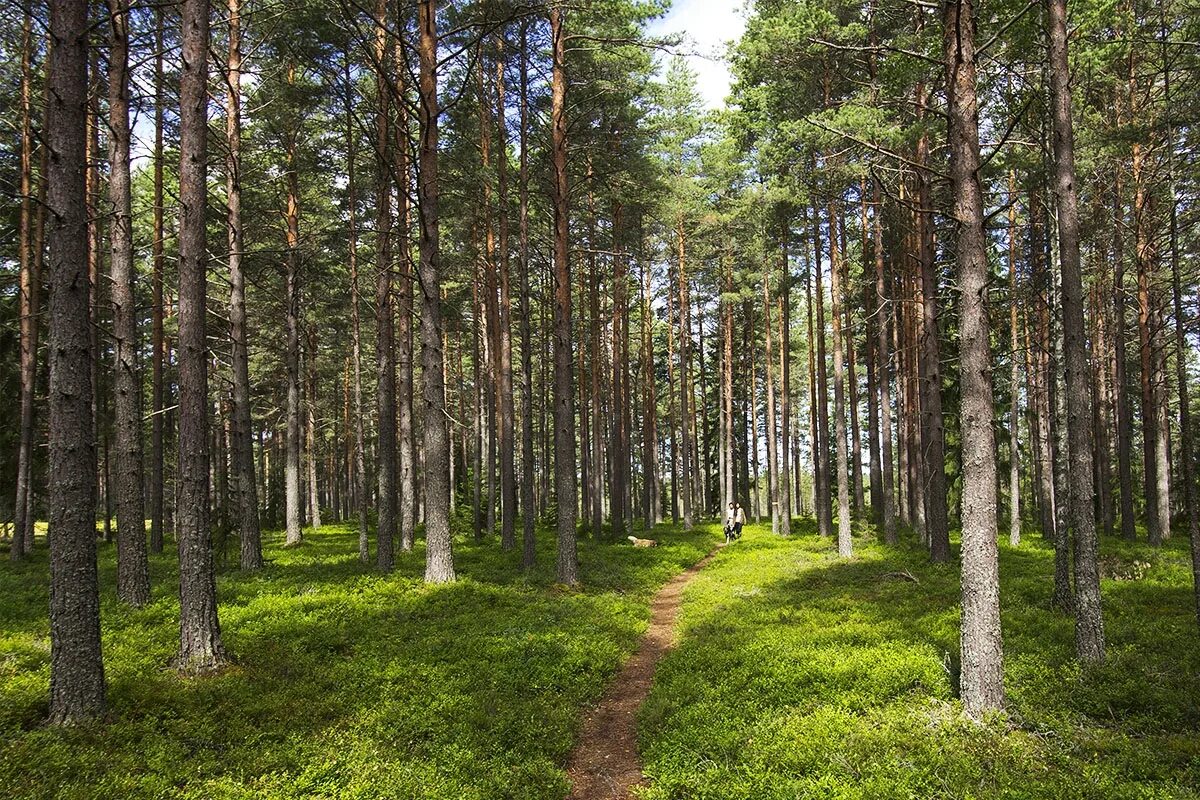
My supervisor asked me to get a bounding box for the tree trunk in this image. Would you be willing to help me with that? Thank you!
[305,330,322,529]
[12,1,38,562]
[811,207,830,537]
[107,0,150,603]
[47,0,106,722]
[779,224,792,536]
[611,200,629,537]
[176,0,226,673]
[827,198,852,556]
[1007,173,1021,547]
[873,182,897,543]
[943,0,1004,715]
[226,0,262,569]
[915,108,950,562]
[149,0,166,555]
[396,55,416,554]
[763,272,780,534]
[417,0,455,583]
[518,22,536,565]
[495,41,517,551]
[1049,0,1104,662]
[344,55,369,564]
[641,222,659,530]
[373,0,396,568]
[549,4,578,584]
[678,216,694,530]
[1133,142,1163,545]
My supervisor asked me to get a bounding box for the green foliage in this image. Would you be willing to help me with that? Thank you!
[0,521,718,798]
[639,523,1200,799]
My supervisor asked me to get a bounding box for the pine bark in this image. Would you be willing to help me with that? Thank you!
[873,182,896,543]
[226,0,262,570]
[107,0,150,603]
[373,0,396,568]
[1133,142,1164,545]
[417,0,455,583]
[828,199,852,556]
[344,55,369,564]
[549,4,578,584]
[519,23,537,565]
[916,109,950,562]
[1007,173,1021,547]
[943,0,1004,716]
[1049,0,1104,662]
[176,0,226,672]
[150,1,166,554]
[12,1,38,561]
[496,43,517,551]
[47,0,106,722]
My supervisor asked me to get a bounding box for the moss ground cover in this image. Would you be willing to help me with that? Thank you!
[639,520,1200,800]
[0,518,717,799]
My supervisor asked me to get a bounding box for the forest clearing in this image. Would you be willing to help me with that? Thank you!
[2,0,1200,796]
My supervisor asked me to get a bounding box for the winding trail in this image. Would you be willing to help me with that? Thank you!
[565,544,723,800]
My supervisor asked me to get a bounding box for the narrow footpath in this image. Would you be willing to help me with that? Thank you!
[565,544,723,800]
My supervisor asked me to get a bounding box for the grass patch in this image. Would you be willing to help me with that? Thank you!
[638,520,1200,800]
[0,516,718,799]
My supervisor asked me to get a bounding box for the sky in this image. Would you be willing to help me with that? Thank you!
[647,0,749,110]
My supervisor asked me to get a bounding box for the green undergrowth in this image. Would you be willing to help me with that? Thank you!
[639,520,1200,800]
[0,516,718,799]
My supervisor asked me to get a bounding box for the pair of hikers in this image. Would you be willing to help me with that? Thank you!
[723,501,746,544]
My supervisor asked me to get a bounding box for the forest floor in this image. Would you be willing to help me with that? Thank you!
[0,515,718,800]
[2,514,1199,799]
[638,519,1200,799]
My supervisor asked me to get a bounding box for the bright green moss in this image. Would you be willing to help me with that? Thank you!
[638,521,1200,800]
[0,519,718,799]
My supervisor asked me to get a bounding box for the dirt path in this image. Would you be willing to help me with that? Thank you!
[565,544,722,800]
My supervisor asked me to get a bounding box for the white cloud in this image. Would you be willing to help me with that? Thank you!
[648,0,748,110]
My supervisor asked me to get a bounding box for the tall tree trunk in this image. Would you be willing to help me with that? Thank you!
[763,272,780,534]
[417,0,455,583]
[641,223,659,530]
[779,222,792,536]
[518,23,536,565]
[47,0,105,722]
[1049,0,1104,662]
[1110,178,1137,540]
[861,184,882,524]
[611,200,629,537]
[915,108,950,561]
[811,207,830,537]
[284,98,304,549]
[373,1,396,568]
[495,41,517,551]
[678,216,694,530]
[549,3,578,584]
[107,0,150,603]
[840,210,864,515]
[1160,28,1200,620]
[344,55,369,564]
[149,0,166,555]
[588,169,603,537]
[722,252,735,508]
[827,198,852,556]
[396,53,416,554]
[943,0,1003,716]
[227,0,262,569]
[873,183,896,543]
[12,1,38,561]
[305,331,322,529]
[1007,173,1021,546]
[176,0,226,673]
[1133,142,1163,545]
